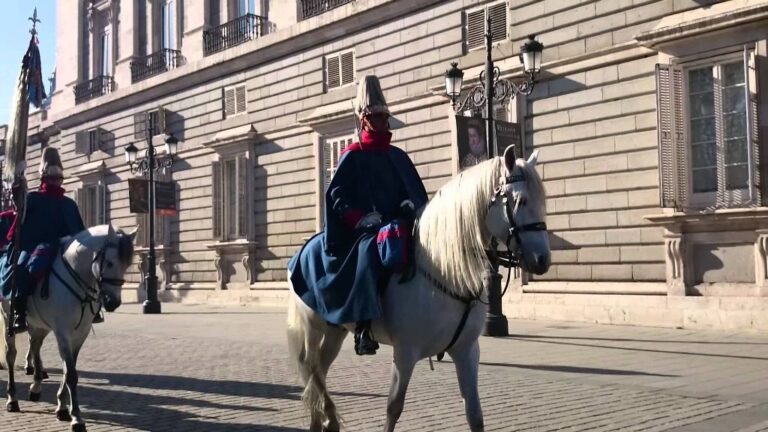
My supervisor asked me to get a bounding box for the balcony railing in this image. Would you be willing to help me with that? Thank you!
[73,75,114,104]
[203,14,267,56]
[300,0,354,20]
[130,49,185,83]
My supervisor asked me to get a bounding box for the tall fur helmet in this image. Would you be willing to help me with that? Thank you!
[354,75,390,118]
[39,147,64,179]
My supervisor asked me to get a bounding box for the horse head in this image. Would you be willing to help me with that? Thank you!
[94,226,137,312]
[485,146,551,275]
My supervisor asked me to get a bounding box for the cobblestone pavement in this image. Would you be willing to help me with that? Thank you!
[0,303,767,431]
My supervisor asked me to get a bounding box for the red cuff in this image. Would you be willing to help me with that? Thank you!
[342,209,365,229]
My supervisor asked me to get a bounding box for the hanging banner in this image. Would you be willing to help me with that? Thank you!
[128,179,177,215]
[494,120,523,159]
[456,116,523,171]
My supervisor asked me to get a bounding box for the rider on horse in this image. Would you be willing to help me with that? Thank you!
[289,75,428,355]
[0,147,87,333]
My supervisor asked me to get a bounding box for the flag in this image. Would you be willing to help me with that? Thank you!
[25,35,46,109]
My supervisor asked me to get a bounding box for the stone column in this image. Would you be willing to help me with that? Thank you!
[664,229,687,296]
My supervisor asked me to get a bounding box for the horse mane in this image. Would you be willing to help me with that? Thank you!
[415,156,546,299]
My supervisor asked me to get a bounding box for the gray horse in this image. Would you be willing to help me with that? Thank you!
[1,225,136,432]
[288,147,551,432]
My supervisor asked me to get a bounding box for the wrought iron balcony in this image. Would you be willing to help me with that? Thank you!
[203,14,267,56]
[73,75,114,104]
[130,49,185,83]
[300,0,354,20]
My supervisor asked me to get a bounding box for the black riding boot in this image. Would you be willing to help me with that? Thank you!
[92,307,105,324]
[11,296,28,334]
[354,321,378,355]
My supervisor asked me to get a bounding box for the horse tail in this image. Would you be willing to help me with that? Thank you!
[286,289,328,424]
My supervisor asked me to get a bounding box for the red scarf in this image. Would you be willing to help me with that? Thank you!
[40,182,66,198]
[342,129,392,155]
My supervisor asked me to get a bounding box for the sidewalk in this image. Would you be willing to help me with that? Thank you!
[0,303,766,431]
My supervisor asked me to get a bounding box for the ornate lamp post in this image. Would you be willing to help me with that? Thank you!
[124,123,178,314]
[444,20,544,337]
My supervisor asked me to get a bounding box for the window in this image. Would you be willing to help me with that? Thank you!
[209,0,221,26]
[465,2,507,51]
[237,0,256,16]
[135,171,172,248]
[223,85,247,117]
[162,0,177,50]
[75,128,106,155]
[657,47,759,209]
[323,133,355,191]
[81,2,90,81]
[75,182,107,228]
[100,26,113,76]
[212,155,248,240]
[134,108,167,139]
[325,50,354,91]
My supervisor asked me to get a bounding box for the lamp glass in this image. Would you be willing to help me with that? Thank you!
[124,144,138,164]
[165,136,179,155]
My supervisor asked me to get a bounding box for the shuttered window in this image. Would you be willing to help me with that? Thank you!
[211,155,249,240]
[322,134,354,192]
[223,85,247,118]
[465,2,507,51]
[656,47,760,210]
[325,50,355,91]
[75,128,108,155]
[134,108,167,139]
[74,182,107,228]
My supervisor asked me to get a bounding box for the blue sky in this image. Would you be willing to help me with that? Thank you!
[0,1,57,126]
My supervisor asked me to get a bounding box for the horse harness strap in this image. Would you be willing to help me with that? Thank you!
[418,268,476,355]
[50,242,102,329]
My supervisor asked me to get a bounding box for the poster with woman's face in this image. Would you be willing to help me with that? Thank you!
[456,116,488,171]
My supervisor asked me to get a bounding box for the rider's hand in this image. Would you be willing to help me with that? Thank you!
[355,212,382,230]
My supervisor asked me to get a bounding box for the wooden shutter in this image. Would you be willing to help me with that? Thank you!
[75,131,88,155]
[235,85,247,114]
[656,64,687,209]
[488,2,507,43]
[134,112,148,139]
[223,87,236,117]
[237,155,248,238]
[340,52,354,86]
[745,47,761,205]
[156,108,167,134]
[326,54,340,89]
[466,9,485,50]
[211,161,223,239]
[96,182,107,225]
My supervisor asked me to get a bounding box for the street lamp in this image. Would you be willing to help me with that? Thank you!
[124,124,178,314]
[444,24,544,337]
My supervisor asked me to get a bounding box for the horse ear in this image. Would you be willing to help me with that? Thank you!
[527,149,540,167]
[127,226,139,242]
[503,145,516,171]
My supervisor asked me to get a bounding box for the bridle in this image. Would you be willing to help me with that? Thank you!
[489,172,548,270]
[50,238,125,328]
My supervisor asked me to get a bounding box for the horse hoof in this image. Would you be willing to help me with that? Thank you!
[29,391,41,402]
[6,401,20,412]
[41,370,49,380]
[56,409,72,422]
[71,423,87,432]
[25,365,34,375]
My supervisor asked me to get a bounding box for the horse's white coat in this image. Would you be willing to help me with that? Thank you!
[288,149,550,432]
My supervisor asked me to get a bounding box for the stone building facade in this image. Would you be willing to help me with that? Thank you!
[6,0,767,329]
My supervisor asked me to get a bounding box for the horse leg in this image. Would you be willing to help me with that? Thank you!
[54,331,86,431]
[24,338,33,375]
[451,341,484,432]
[383,350,417,432]
[28,328,48,401]
[318,326,347,432]
[4,330,19,412]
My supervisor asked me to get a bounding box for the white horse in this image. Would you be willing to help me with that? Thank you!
[1,225,136,432]
[287,147,551,432]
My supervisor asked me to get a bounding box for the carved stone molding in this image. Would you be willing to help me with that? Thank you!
[664,231,686,296]
[205,240,258,290]
[755,230,768,295]
[135,246,171,291]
